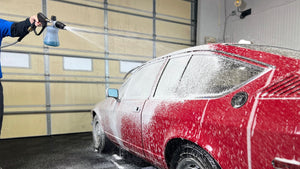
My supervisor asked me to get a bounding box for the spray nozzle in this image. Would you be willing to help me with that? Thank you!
[49,15,66,29]
[51,15,66,29]
[55,21,66,30]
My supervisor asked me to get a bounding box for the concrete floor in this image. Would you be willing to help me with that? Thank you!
[0,132,156,169]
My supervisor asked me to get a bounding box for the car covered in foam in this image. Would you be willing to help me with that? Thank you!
[92,44,300,169]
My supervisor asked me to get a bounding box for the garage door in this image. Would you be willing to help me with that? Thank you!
[0,0,197,138]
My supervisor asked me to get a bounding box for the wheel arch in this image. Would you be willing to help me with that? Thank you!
[164,138,189,168]
[92,110,96,118]
[91,109,102,121]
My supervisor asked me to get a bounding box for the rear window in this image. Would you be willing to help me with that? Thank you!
[154,53,265,98]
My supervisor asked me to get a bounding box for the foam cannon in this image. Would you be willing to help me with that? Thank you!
[20,12,66,47]
[0,12,66,48]
[43,15,66,47]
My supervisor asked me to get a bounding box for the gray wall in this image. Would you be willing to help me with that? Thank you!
[197,0,300,50]
[197,0,224,44]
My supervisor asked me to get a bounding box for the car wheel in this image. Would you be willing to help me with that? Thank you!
[92,115,106,153]
[170,144,220,169]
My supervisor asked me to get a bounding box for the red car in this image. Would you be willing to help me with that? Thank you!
[92,44,300,169]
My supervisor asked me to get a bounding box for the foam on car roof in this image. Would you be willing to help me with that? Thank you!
[230,44,300,60]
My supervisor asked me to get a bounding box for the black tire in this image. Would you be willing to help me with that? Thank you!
[92,115,106,153]
[170,143,220,169]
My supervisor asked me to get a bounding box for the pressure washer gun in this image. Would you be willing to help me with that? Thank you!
[1,12,66,48]
[28,12,66,47]
[27,13,50,38]
[17,12,50,42]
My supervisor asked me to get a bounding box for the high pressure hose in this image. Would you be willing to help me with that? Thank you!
[0,41,19,49]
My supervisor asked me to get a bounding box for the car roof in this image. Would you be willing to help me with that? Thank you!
[230,44,300,60]
[162,43,300,60]
[131,43,299,76]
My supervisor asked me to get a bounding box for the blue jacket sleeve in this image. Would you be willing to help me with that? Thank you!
[0,19,13,39]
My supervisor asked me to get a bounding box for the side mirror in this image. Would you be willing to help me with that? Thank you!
[106,88,119,100]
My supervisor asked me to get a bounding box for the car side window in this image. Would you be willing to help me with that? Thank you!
[154,55,191,98]
[176,54,264,98]
[118,77,132,99]
[123,61,164,100]
[155,53,264,99]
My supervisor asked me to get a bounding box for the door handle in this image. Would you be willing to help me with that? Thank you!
[134,107,141,113]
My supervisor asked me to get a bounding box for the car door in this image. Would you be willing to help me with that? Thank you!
[113,60,165,156]
[142,53,193,163]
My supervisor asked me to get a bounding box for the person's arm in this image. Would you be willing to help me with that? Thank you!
[10,15,42,38]
[0,19,13,38]
[10,18,31,37]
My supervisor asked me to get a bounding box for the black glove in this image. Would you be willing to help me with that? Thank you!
[10,18,31,37]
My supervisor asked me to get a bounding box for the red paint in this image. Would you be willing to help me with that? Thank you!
[93,44,300,169]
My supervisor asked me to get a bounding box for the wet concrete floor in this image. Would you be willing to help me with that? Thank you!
[0,132,156,169]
